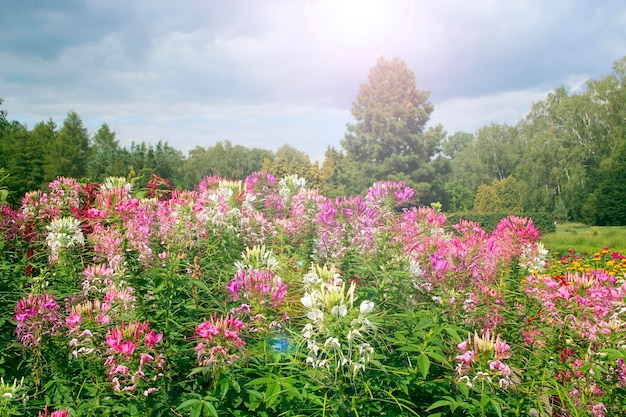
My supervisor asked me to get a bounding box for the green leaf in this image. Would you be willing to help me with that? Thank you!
[191,402,202,417]
[425,350,450,367]
[417,353,430,379]
[457,381,470,398]
[265,382,280,409]
[192,279,212,292]
[187,366,210,377]
[426,398,453,412]
[490,398,503,417]
[393,331,407,343]
[219,377,230,400]
[443,326,462,341]
[177,399,201,410]
[397,345,421,353]
[231,379,241,393]
[246,377,276,387]
[204,401,219,417]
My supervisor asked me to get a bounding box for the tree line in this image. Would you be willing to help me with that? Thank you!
[1,56,625,225]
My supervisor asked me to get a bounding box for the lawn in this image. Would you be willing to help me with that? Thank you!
[540,222,626,254]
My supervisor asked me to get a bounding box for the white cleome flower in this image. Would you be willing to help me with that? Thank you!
[306,309,324,323]
[409,260,423,278]
[332,304,348,317]
[324,337,340,349]
[301,293,315,309]
[45,217,85,260]
[359,300,375,315]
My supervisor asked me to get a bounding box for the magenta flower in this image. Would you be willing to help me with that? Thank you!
[144,330,163,347]
[455,331,513,387]
[456,351,474,366]
[226,279,239,299]
[66,312,82,328]
[140,353,154,367]
[489,360,512,377]
[119,340,136,355]
[196,320,220,338]
[38,408,70,417]
[195,314,246,366]
[228,268,288,309]
[106,321,162,356]
[15,293,63,347]
[102,320,165,394]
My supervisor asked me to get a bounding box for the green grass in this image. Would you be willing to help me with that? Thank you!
[540,222,626,254]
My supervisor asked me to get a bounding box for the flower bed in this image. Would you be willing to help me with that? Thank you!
[0,174,624,416]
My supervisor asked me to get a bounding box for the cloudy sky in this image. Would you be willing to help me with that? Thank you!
[1,0,625,161]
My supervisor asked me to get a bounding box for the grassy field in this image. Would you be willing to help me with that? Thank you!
[540,222,626,254]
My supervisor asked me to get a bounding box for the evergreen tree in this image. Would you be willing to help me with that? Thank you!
[45,111,91,181]
[87,123,127,181]
[494,176,523,212]
[473,183,500,213]
[341,57,441,197]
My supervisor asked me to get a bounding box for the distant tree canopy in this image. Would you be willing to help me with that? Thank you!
[2,55,626,224]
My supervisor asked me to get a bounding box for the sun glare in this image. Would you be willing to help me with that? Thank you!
[306,0,415,59]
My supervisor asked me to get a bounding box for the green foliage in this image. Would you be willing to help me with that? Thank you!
[582,137,626,225]
[0,119,49,204]
[451,123,520,194]
[442,131,474,159]
[87,123,128,182]
[45,112,91,181]
[474,177,523,214]
[126,140,185,187]
[493,176,522,212]
[443,179,474,212]
[261,144,311,180]
[553,197,569,222]
[0,168,9,204]
[181,141,273,187]
[473,184,500,213]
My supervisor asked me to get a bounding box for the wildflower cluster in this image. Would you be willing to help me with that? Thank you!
[15,293,63,347]
[404,214,545,331]
[300,264,376,378]
[194,314,246,367]
[228,245,288,312]
[522,253,626,416]
[65,291,136,359]
[45,216,84,263]
[5,173,602,416]
[550,247,626,277]
[47,177,82,214]
[194,176,249,239]
[103,320,165,395]
[524,269,626,342]
[455,330,513,389]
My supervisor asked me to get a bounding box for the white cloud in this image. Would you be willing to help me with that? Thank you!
[429,87,554,134]
[1,0,625,162]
